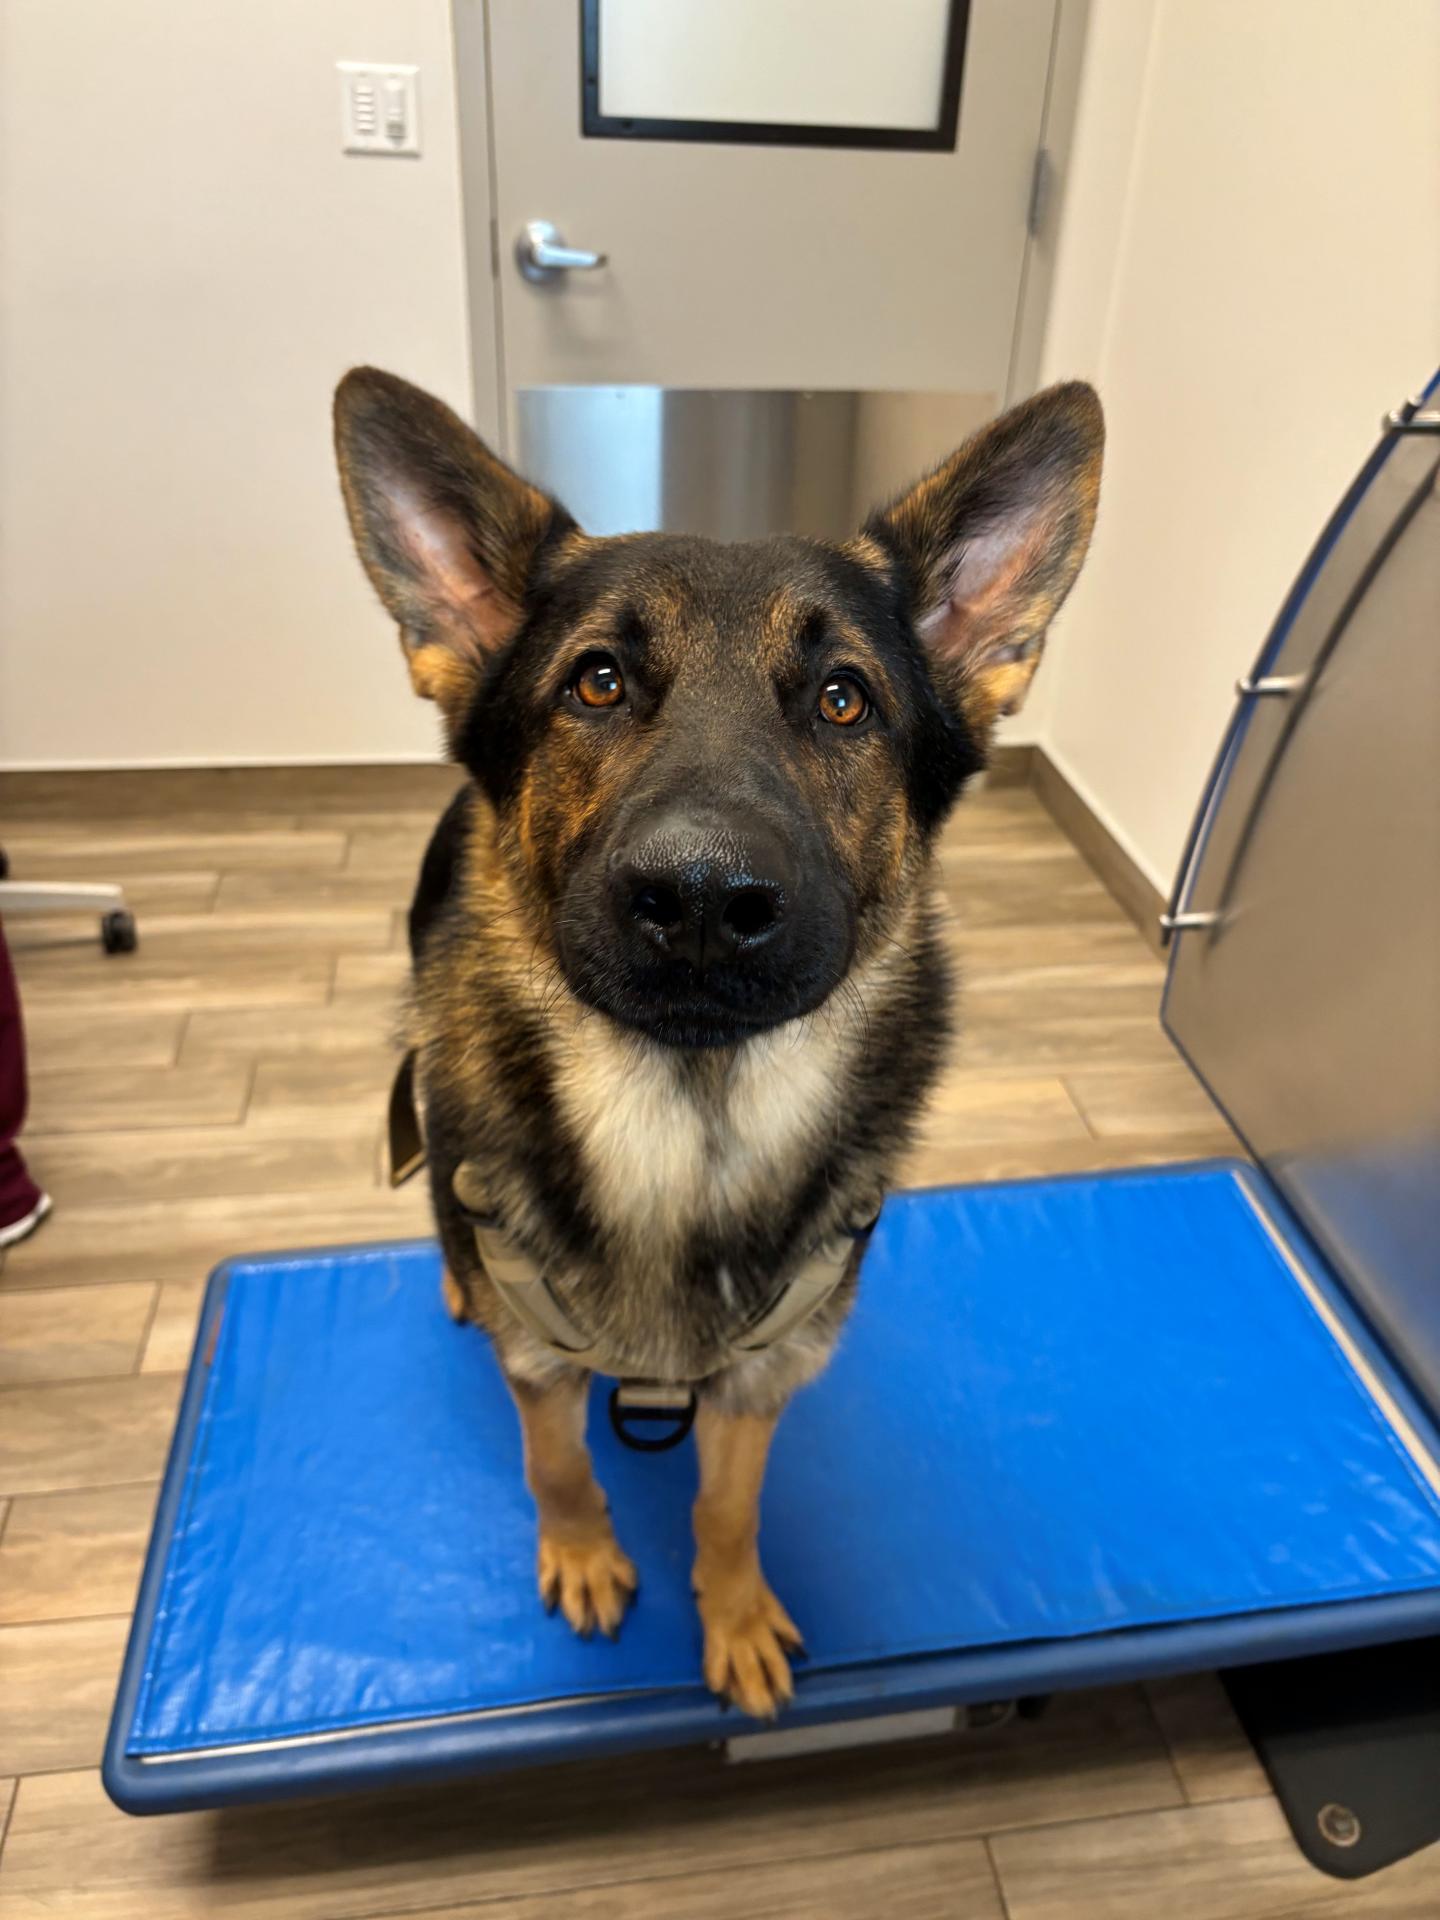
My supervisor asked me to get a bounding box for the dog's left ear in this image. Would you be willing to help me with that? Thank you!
[864,382,1104,735]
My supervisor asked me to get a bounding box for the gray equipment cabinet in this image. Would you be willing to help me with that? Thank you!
[1162,376,1440,1880]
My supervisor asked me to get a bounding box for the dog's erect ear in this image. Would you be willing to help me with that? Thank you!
[333,367,572,730]
[864,383,1104,735]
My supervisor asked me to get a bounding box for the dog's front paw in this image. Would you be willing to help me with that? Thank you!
[697,1572,804,1718]
[538,1529,637,1639]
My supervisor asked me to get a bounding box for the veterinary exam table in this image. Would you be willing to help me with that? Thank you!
[106,378,1440,1877]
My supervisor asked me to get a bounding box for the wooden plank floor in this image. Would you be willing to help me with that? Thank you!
[0,765,1426,1918]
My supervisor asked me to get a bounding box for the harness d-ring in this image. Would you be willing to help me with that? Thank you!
[607,1385,698,1452]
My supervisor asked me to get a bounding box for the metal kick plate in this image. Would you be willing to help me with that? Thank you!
[514,386,994,542]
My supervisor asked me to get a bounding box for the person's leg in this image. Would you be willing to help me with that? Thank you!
[0,919,48,1239]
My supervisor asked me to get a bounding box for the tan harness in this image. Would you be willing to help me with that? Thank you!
[389,1050,873,1447]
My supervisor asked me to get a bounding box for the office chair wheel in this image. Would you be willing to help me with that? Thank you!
[101,909,138,955]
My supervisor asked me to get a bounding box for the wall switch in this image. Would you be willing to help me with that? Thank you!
[339,62,420,156]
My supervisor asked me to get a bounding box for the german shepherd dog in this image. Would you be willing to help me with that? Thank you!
[333,370,1103,1717]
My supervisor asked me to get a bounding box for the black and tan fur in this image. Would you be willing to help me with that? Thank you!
[334,368,1103,1715]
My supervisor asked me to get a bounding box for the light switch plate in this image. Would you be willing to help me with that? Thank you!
[338,62,421,157]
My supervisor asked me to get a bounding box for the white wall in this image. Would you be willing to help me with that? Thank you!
[0,1,487,769]
[1029,0,1440,888]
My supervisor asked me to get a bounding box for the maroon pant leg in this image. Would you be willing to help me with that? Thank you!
[0,918,44,1228]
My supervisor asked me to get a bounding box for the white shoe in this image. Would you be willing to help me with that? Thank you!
[0,1191,53,1251]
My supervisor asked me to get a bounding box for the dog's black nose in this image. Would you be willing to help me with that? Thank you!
[612,811,792,972]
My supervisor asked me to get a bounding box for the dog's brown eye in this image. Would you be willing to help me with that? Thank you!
[572,655,625,709]
[818,673,869,727]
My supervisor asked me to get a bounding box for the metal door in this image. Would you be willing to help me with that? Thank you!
[468,0,1060,534]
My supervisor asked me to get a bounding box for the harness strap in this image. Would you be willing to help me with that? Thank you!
[467,1211,625,1370]
[455,1156,865,1388]
[387,1050,426,1189]
[392,1052,870,1448]
[732,1233,860,1352]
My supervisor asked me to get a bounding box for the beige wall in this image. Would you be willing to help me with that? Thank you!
[0,1,485,768]
[1028,0,1440,887]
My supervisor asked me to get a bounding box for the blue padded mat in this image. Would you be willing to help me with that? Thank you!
[122,1163,1440,1771]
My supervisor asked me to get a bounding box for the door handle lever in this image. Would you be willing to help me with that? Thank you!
[516,220,608,284]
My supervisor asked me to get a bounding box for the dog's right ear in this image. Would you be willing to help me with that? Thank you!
[333,367,572,731]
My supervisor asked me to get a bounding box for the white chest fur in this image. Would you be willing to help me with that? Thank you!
[552,1015,847,1254]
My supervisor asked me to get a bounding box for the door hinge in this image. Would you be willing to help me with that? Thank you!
[1027,146,1054,239]
[489,215,500,279]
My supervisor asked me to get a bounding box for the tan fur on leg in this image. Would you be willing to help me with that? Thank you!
[441,1266,471,1323]
[692,1402,802,1717]
[509,1372,637,1639]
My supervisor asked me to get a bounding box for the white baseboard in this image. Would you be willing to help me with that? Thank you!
[1037,738,1168,895]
